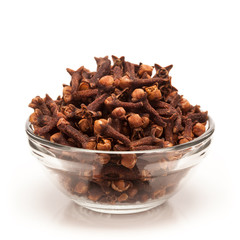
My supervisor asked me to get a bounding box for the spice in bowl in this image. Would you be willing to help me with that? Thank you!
[29,55,208,150]
[26,56,211,213]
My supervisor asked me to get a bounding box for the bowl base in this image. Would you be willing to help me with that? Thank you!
[72,198,168,214]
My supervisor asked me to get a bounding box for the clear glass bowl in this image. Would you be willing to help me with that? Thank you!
[25,117,214,214]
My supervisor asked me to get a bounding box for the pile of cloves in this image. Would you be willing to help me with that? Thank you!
[28,56,208,205]
[29,55,208,151]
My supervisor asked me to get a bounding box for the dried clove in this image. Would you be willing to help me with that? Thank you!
[57,118,96,149]
[138,64,153,77]
[29,96,51,115]
[50,132,70,146]
[94,119,131,146]
[192,122,206,136]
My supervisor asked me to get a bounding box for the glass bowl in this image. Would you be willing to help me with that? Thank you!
[25,117,214,214]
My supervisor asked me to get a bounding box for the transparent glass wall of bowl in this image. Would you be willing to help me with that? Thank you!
[26,117,214,214]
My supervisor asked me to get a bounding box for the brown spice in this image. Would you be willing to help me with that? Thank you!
[94,119,131,146]
[78,118,92,132]
[193,123,206,136]
[29,96,51,115]
[121,154,137,169]
[138,64,153,77]
[117,193,128,202]
[142,98,166,127]
[98,75,114,87]
[29,56,209,206]
[131,88,146,102]
[111,107,126,119]
[57,118,96,149]
[145,85,162,101]
[127,114,144,128]
[74,181,88,195]
[111,180,131,192]
[180,98,191,112]
[63,86,73,103]
[97,138,112,151]
[50,132,70,146]
[127,187,138,199]
[104,95,144,110]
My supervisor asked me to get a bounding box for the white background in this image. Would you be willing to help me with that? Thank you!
[0,0,240,239]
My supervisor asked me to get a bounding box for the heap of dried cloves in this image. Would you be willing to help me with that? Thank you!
[29,55,208,151]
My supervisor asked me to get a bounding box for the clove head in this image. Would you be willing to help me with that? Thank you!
[111,107,126,119]
[138,64,153,77]
[131,88,146,102]
[94,119,108,135]
[145,85,162,101]
[118,75,133,89]
[193,123,205,136]
[99,75,114,87]
[180,98,191,112]
[127,114,144,128]
[97,138,112,151]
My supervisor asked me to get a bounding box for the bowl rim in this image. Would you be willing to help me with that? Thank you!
[25,116,215,155]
